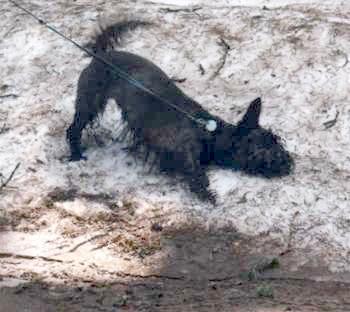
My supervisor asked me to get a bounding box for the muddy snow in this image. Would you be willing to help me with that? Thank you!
[1,0,350,310]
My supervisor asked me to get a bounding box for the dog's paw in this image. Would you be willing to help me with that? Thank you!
[68,153,87,162]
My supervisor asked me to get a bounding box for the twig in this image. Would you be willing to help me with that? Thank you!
[0,94,18,99]
[90,241,110,251]
[323,111,339,129]
[69,233,110,253]
[199,64,205,75]
[211,37,231,79]
[0,124,9,135]
[0,252,63,263]
[171,77,187,83]
[159,6,202,13]
[3,25,17,38]
[0,162,20,192]
[218,37,231,51]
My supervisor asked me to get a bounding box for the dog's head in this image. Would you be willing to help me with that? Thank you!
[215,98,294,178]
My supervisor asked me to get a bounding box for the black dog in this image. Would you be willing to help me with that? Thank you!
[67,20,294,203]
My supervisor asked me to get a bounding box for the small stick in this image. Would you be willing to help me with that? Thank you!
[0,124,9,134]
[0,252,63,263]
[0,163,20,192]
[323,112,339,129]
[171,77,187,83]
[69,233,110,253]
[0,94,18,99]
[159,7,202,13]
[199,64,205,75]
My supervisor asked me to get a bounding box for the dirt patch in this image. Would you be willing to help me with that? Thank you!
[1,209,350,311]
[1,225,350,312]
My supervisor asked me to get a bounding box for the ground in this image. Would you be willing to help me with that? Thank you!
[1,0,350,311]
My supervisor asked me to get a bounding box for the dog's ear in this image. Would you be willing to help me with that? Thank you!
[238,97,261,129]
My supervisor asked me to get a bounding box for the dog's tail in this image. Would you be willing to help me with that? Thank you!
[86,19,151,54]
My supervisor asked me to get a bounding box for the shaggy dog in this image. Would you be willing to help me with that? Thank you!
[67,21,294,202]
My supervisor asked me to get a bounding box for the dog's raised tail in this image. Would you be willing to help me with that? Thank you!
[86,19,152,54]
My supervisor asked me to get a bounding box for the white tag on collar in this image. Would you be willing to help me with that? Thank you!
[205,119,217,132]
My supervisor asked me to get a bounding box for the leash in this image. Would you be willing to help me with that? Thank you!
[8,0,218,132]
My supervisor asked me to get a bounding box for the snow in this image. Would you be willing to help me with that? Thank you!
[1,0,350,277]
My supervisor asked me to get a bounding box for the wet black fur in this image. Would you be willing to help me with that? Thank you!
[66,20,294,203]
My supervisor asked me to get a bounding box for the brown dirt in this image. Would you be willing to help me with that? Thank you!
[1,220,350,312]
